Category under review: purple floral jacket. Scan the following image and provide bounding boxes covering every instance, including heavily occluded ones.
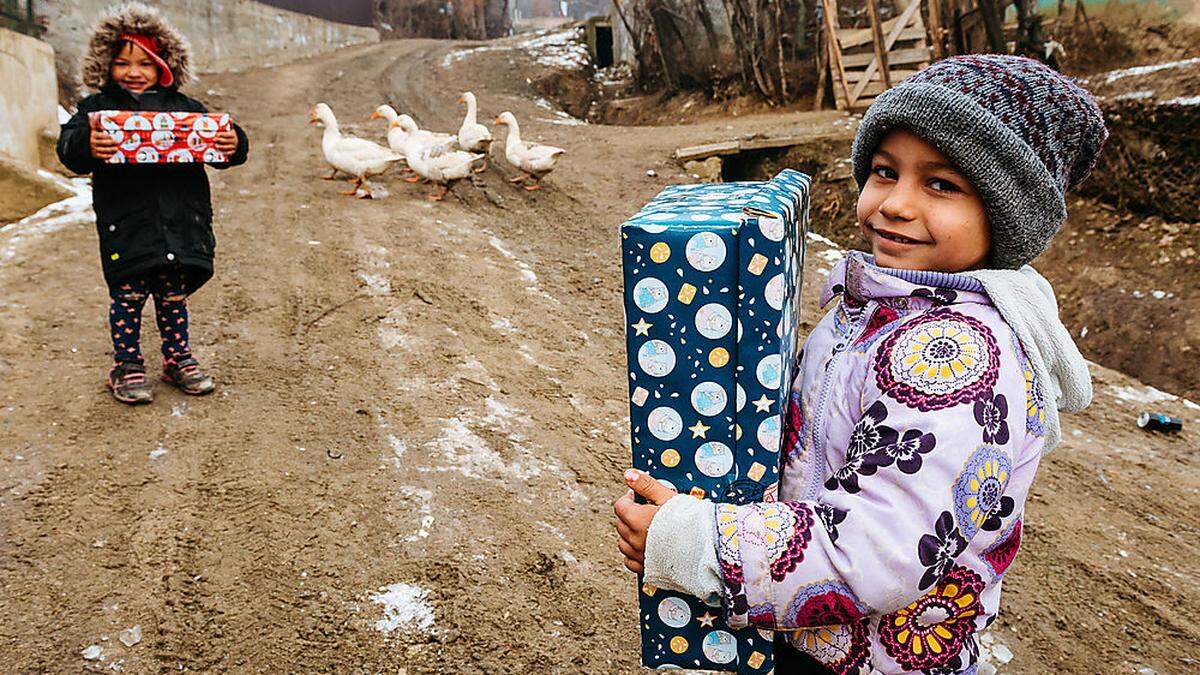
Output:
[716,253,1047,674]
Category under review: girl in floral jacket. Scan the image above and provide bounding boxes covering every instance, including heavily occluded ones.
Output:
[615,56,1107,674]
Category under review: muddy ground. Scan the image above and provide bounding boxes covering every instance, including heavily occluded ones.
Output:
[1,35,1198,674]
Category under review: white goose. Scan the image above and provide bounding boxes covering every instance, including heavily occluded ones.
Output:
[368,104,409,155]
[310,102,402,198]
[495,111,565,190]
[456,92,493,171]
[400,134,484,201]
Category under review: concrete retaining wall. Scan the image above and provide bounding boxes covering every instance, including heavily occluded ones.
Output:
[42,0,379,98]
[0,27,59,168]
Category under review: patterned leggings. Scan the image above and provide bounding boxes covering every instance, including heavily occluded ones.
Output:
[109,267,192,364]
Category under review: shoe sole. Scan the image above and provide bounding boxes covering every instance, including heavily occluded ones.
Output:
[161,374,215,396]
[109,382,153,405]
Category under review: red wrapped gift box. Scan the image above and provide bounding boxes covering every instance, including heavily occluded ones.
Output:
[89,110,233,164]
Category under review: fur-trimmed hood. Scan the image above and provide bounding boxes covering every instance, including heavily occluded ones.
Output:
[82,2,192,90]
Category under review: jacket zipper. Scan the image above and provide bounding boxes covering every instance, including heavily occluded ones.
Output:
[806,299,876,499]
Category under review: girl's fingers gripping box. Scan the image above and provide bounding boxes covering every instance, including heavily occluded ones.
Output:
[621,169,810,672]
[89,110,233,164]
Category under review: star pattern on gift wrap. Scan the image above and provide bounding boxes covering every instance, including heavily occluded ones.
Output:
[632,318,652,336]
[752,394,773,413]
[689,420,710,439]
[697,611,716,627]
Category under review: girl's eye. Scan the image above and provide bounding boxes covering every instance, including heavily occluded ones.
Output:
[929,178,961,193]
[871,165,896,180]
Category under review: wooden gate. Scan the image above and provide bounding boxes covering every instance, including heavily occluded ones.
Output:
[817,0,932,111]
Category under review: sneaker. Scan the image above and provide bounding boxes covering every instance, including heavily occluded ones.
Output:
[109,361,153,405]
[162,356,216,396]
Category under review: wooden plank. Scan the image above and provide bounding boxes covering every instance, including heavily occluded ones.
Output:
[844,69,919,83]
[837,22,924,49]
[740,135,819,151]
[865,0,892,89]
[674,140,740,162]
[821,0,853,111]
[842,46,930,69]
[813,28,828,111]
[928,0,945,59]
[847,0,925,102]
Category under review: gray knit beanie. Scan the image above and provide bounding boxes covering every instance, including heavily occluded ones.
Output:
[851,55,1108,269]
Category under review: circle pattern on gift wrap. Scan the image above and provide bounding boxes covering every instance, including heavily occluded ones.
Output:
[695,442,734,478]
[669,636,689,654]
[702,630,738,664]
[151,112,175,130]
[759,215,786,242]
[657,597,692,628]
[661,449,680,467]
[134,147,159,163]
[647,407,684,441]
[123,115,151,131]
[736,383,746,413]
[194,115,219,138]
[632,277,670,314]
[685,232,727,272]
[757,354,783,390]
[637,340,676,377]
[764,273,786,311]
[757,415,781,453]
[695,303,733,340]
[151,130,174,150]
[649,241,671,263]
[690,381,727,417]
[708,347,730,368]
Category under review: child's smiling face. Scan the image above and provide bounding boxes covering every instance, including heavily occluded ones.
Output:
[110,41,159,93]
[856,129,990,272]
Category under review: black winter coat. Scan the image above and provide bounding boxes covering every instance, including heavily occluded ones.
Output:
[57,83,249,291]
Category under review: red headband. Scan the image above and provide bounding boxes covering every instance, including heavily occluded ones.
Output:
[119,33,174,87]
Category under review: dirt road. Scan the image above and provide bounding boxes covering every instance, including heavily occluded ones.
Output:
[1,37,1197,673]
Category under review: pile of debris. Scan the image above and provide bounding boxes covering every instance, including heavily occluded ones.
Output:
[1080,57,1200,222]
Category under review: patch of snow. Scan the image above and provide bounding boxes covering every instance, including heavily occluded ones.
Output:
[387,434,407,466]
[1,175,94,261]
[1111,90,1155,102]
[170,402,188,418]
[491,316,516,333]
[397,485,433,542]
[149,443,168,460]
[519,27,590,70]
[82,645,103,660]
[370,583,435,635]
[806,231,840,248]
[1162,95,1200,106]
[357,271,391,297]
[1108,384,1178,405]
[1099,57,1200,84]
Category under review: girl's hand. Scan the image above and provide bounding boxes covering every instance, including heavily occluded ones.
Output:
[213,128,238,155]
[613,468,678,574]
[89,128,118,160]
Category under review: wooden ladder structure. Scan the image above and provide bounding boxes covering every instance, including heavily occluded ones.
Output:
[817,0,933,111]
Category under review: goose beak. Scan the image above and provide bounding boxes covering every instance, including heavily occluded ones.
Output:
[494,116,502,124]
[389,119,400,128]
[457,96,465,104]
[309,110,318,124]
[369,110,382,120]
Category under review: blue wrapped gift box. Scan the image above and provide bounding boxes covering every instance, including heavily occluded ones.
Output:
[620,169,810,672]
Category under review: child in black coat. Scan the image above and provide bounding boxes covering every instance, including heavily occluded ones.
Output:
[57,2,248,405]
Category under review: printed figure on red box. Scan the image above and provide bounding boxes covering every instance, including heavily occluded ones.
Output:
[56,2,249,405]
[615,56,1108,673]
